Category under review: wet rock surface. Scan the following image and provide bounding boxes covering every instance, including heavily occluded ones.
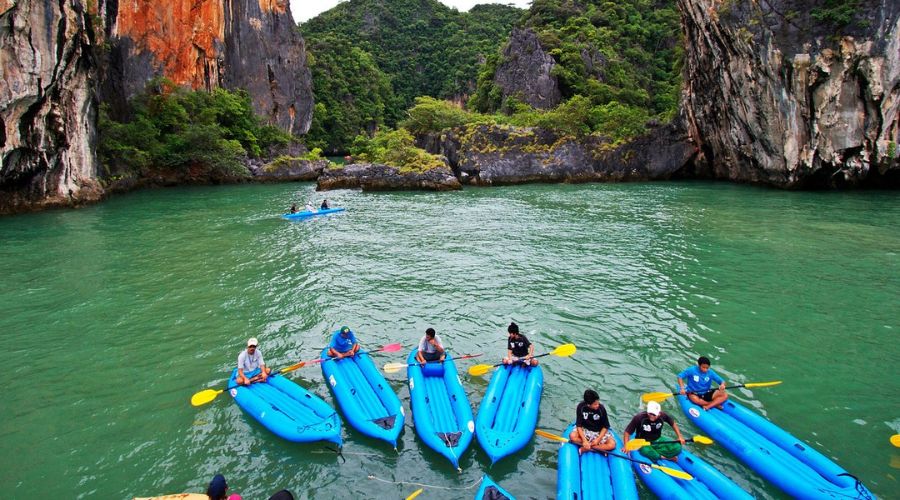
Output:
[317,163,461,192]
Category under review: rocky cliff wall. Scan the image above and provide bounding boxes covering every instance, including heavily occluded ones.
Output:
[679,0,900,187]
[0,0,104,213]
[493,28,562,110]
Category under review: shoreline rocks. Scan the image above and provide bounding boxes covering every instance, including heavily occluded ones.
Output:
[316,163,461,192]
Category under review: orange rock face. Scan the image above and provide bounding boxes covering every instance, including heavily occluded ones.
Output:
[115,0,226,89]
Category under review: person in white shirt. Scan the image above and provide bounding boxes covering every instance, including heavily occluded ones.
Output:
[415,327,445,363]
[236,337,271,385]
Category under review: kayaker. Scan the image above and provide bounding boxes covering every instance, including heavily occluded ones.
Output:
[327,326,360,359]
[677,356,728,410]
[305,201,316,213]
[569,389,615,454]
[206,473,241,500]
[321,199,330,209]
[289,203,298,214]
[416,327,445,363]
[622,400,686,461]
[236,337,271,386]
[503,322,538,366]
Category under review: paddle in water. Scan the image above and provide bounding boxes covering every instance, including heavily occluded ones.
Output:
[383,353,483,374]
[191,343,403,406]
[625,435,713,452]
[891,434,900,447]
[468,343,576,376]
[534,430,693,480]
[641,381,782,404]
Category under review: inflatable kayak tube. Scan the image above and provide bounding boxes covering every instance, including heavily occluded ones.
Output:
[406,350,474,470]
[474,474,516,500]
[677,394,874,499]
[227,368,341,445]
[282,207,345,220]
[475,363,543,464]
[627,434,752,500]
[320,345,405,447]
[557,424,638,500]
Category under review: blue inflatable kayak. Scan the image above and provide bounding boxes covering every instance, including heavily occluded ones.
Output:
[474,474,515,499]
[475,363,543,464]
[677,394,874,499]
[628,436,751,500]
[227,368,341,445]
[282,207,345,220]
[557,424,638,500]
[320,346,404,447]
[406,350,474,470]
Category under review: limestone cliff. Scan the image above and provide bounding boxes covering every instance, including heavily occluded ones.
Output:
[0,0,104,213]
[679,0,900,187]
[492,28,562,110]
[106,0,313,135]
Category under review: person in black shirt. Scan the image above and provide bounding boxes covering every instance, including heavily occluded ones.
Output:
[569,389,615,454]
[289,203,298,214]
[502,322,538,366]
[321,199,330,209]
[621,400,686,461]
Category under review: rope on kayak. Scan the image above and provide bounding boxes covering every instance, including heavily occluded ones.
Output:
[366,474,483,492]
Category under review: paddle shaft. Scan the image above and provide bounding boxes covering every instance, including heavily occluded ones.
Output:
[410,353,483,368]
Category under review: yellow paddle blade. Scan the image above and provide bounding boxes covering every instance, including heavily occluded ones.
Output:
[692,435,714,445]
[468,364,494,376]
[641,392,675,403]
[535,429,569,443]
[190,389,223,407]
[625,439,650,451]
[280,361,305,374]
[405,488,424,500]
[654,464,693,480]
[743,381,782,389]
[383,362,407,374]
[891,434,900,447]
[551,343,577,357]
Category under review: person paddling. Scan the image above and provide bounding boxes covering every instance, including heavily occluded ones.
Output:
[503,322,538,366]
[622,400,686,461]
[305,201,316,213]
[289,203,298,214]
[677,356,728,410]
[321,199,330,209]
[569,389,615,454]
[327,326,360,359]
[415,327,445,364]
[236,337,271,386]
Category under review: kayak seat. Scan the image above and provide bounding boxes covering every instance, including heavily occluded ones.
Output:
[371,415,397,430]
[483,486,511,500]
[422,362,445,377]
[436,431,461,447]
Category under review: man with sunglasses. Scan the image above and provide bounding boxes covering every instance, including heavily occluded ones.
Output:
[236,337,271,385]
[327,326,360,359]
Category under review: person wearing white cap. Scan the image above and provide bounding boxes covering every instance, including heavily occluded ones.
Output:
[622,401,686,461]
[236,337,271,386]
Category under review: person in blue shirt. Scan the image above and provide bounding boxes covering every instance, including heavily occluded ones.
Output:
[327,326,359,359]
[677,356,728,410]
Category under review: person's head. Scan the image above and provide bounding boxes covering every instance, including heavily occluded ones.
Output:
[247,337,259,352]
[340,326,351,338]
[647,401,662,420]
[425,327,436,338]
[583,389,600,409]
[291,203,297,208]
[507,322,519,337]
[697,356,711,372]
[207,474,228,500]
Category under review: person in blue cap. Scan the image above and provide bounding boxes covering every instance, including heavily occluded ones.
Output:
[327,326,359,359]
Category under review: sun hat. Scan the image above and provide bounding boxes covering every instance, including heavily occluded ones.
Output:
[247,337,259,347]
[340,326,351,334]
[647,401,662,416]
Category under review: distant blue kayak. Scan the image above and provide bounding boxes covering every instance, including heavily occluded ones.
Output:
[474,474,515,499]
[282,207,345,220]
[406,350,474,470]
[628,435,752,500]
[320,346,405,447]
[677,394,874,499]
[475,363,543,464]
[226,368,341,445]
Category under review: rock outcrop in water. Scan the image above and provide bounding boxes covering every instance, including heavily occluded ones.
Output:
[679,0,900,187]
[434,122,695,185]
[0,0,313,214]
[317,163,461,192]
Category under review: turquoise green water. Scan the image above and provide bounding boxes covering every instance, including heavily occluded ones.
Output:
[0,182,897,499]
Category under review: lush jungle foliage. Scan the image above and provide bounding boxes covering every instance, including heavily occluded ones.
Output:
[349,128,447,173]
[99,80,290,179]
[470,0,681,132]
[301,0,522,148]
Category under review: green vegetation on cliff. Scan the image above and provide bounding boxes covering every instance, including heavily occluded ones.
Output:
[99,80,290,179]
[349,128,447,173]
[301,0,522,147]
